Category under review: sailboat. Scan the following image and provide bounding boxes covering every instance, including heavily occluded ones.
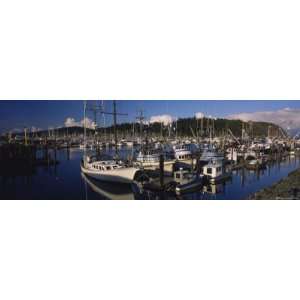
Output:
[81,156,138,184]
[80,100,140,184]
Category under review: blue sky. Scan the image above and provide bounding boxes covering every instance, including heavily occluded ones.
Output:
[1,100,300,133]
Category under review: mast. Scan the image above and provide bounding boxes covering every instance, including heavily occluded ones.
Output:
[136,109,145,143]
[196,118,199,143]
[132,122,135,140]
[93,102,98,144]
[24,127,28,146]
[176,119,178,141]
[83,100,87,156]
[84,100,127,158]
[113,100,118,156]
[102,100,106,143]
[206,117,210,137]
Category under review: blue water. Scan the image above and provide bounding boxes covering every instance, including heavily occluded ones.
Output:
[182,157,300,200]
[1,148,299,200]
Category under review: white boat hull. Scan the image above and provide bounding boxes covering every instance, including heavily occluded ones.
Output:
[81,163,138,184]
[139,160,176,170]
[176,158,197,164]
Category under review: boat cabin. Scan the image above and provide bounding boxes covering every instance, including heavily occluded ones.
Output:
[174,168,192,184]
[136,150,160,163]
[173,144,192,160]
[174,168,204,194]
[91,162,120,171]
[200,146,224,164]
[202,160,223,179]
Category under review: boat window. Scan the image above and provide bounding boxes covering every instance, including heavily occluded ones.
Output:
[176,173,181,179]
[106,166,111,170]
[207,168,212,174]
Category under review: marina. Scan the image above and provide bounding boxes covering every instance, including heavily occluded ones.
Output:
[1,100,300,200]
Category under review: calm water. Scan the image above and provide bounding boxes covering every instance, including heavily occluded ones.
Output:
[183,156,300,200]
[1,147,299,200]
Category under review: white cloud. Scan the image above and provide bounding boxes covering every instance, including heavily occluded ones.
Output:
[149,114,174,126]
[30,126,41,132]
[81,117,96,129]
[65,117,79,127]
[227,108,300,130]
[195,112,205,119]
[64,117,96,129]
[141,120,149,125]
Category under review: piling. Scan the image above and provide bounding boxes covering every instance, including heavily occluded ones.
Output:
[159,154,164,188]
[191,154,194,170]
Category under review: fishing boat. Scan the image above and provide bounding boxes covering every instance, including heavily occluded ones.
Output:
[202,159,231,183]
[245,158,266,170]
[136,148,175,169]
[173,144,192,161]
[79,143,94,150]
[174,168,204,194]
[200,145,224,164]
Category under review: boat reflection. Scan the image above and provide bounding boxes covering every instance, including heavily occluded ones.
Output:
[81,173,135,200]
[203,182,224,195]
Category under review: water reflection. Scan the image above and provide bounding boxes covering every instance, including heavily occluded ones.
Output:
[81,173,134,200]
[0,147,299,200]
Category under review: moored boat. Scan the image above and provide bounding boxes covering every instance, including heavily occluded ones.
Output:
[173,144,192,160]
[202,159,231,183]
[81,155,139,184]
[136,148,175,169]
[174,168,205,194]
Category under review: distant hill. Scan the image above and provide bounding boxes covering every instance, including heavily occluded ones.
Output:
[20,117,284,139]
[173,117,284,138]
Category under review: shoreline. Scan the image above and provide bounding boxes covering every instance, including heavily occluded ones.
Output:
[248,167,300,200]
